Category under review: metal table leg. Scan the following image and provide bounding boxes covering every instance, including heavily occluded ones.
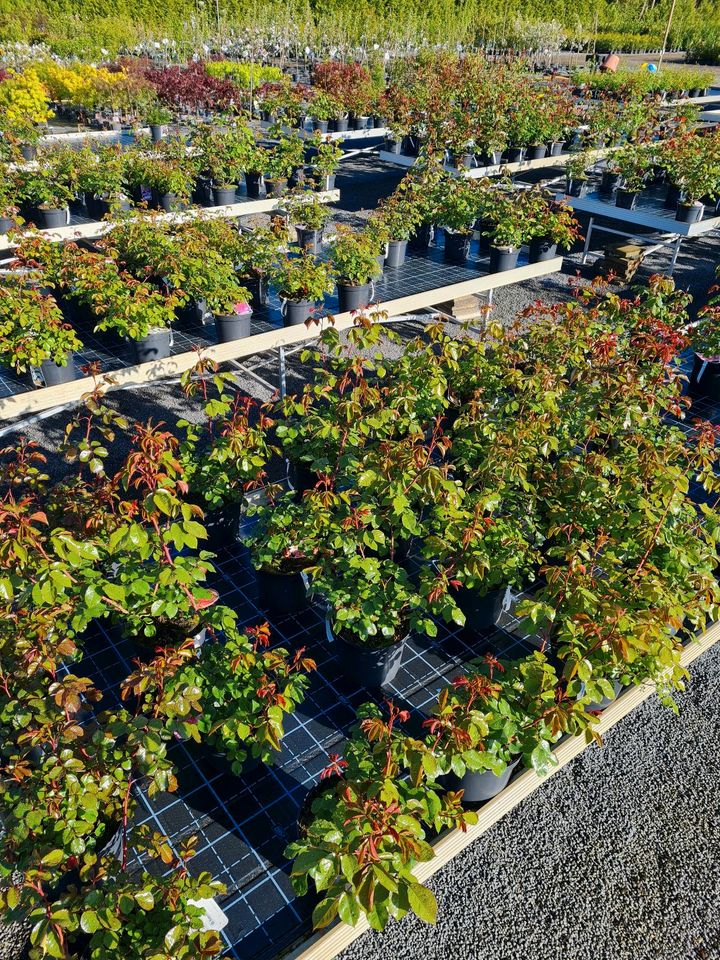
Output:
[278,346,287,398]
[668,235,682,276]
[581,216,594,264]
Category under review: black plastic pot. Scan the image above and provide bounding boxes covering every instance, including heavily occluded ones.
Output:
[203,501,242,551]
[255,567,307,616]
[441,758,520,804]
[34,207,68,229]
[476,218,493,253]
[282,298,316,326]
[408,222,433,253]
[241,274,269,308]
[150,123,164,142]
[337,280,372,312]
[0,216,16,235]
[312,119,329,133]
[295,226,324,255]
[133,328,172,363]
[615,188,639,210]
[245,172,264,199]
[525,144,547,160]
[528,237,558,263]
[664,183,683,208]
[675,201,704,223]
[153,190,180,212]
[566,178,588,198]
[403,134,422,157]
[316,173,336,192]
[20,144,37,161]
[94,195,132,218]
[212,185,238,206]
[600,170,622,194]
[175,299,207,327]
[353,115,370,131]
[39,355,76,386]
[454,584,509,632]
[489,245,520,272]
[450,151,475,169]
[384,138,403,154]
[504,146,525,162]
[265,177,288,198]
[443,229,472,264]
[332,624,407,688]
[330,116,349,133]
[290,459,319,495]
[690,353,720,402]
[385,239,408,269]
[215,310,252,343]
[476,149,503,167]
[549,141,566,156]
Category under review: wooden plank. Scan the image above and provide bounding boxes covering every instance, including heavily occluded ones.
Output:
[284,621,720,960]
[0,191,341,251]
[0,257,562,422]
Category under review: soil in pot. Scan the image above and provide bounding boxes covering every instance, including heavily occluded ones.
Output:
[215,309,252,343]
[489,245,520,272]
[332,623,407,688]
[443,229,472,264]
[295,226,324,255]
[408,222,433,253]
[255,566,308,616]
[212,185,238,206]
[282,298,316,327]
[337,280,372,312]
[615,188,638,210]
[676,201,704,224]
[528,237,558,263]
[34,207,68,229]
[245,172,264,199]
[385,239,408,269]
[40,355,77,386]
[133,328,172,363]
[440,757,520,805]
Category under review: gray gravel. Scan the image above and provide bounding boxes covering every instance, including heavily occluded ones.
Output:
[339,641,720,960]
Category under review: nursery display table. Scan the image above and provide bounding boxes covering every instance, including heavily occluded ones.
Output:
[0,247,562,421]
[259,120,388,143]
[558,179,720,276]
[377,145,611,180]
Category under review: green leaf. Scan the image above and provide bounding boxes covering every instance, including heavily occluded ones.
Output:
[407,882,437,924]
[80,910,101,934]
[338,890,361,927]
[312,897,339,929]
[134,889,155,911]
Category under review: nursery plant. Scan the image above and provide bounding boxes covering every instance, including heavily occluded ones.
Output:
[0,281,81,374]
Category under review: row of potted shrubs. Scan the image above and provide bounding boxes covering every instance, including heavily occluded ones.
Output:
[2,273,719,950]
[1,166,580,387]
[564,128,720,222]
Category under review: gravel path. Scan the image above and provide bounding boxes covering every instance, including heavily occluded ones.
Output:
[339,640,720,960]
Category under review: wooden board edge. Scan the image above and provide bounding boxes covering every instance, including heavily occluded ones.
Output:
[282,623,720,960]
[0,258,562,423]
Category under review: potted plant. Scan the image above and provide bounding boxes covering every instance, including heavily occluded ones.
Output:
[145,102,173,141]
[286,193,333,255]
[243,493,329,615]
[483,197,526,273]
[671,141,719,224]
[614,144,651,209]
[272,251,335,326]
[564,152,591,198]
[78,145,132,218]
[126,622,315,773]
[0,178,21,234]
[0,282,81,386]
[200,125,255,206]
[524,190,581,263]
[15,164,74,230]
[328,225,382,311]
[375,190,423,269]
[264,134,305,197]
[178,361,278,544]
[309,91,345,133]
[313,553,441,688]
[307,134,343,191]
[436,178,480,264]
[146,158,194,212]
[234,221,287,308]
